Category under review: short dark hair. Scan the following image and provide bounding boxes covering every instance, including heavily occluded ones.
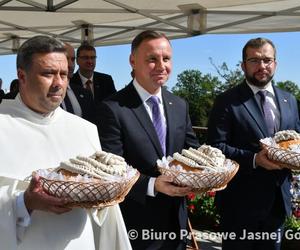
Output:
[9,79,19,93]
[17,36,66,72]
[242,37,276,62]
[76,43,96,58]
[130,30,171,79]
[131,30,170,53]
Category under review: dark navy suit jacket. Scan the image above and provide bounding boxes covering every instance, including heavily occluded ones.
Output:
[69,70,116,124]
[98,83,199,249]
[207,81,300,227]
[70,71,116,104]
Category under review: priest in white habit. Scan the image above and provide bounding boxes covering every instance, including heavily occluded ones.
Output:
[0,36,131,250]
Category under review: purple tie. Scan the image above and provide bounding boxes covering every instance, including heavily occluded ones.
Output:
[148,96,166,155]
[258,90,275,135]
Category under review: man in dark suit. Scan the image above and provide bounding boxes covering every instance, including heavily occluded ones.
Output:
[70,43,116,106]
[98,30,199,250]
[207,38,300,250]
[62,43,96,123]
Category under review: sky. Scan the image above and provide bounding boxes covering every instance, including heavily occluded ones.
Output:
[1,31,300,92]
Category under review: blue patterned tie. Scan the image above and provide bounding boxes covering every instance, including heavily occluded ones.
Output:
[148,96,166,155]
[258,90,275,135]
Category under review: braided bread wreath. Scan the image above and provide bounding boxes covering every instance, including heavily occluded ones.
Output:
[34,150,139,207]
[157,145,239,193]
[261,130,300,169]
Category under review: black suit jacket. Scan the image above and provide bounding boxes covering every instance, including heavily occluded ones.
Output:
[68,84,96,123]
[207,82,300,229]
[98,83,199,249]
[70,71,116,105]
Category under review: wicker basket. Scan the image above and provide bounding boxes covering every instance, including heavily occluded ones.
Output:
[158,159,239,193]
[36,169,139,208]
[262,144,300,170]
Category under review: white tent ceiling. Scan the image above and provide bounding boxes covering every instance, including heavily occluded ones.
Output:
[0,0,300,55]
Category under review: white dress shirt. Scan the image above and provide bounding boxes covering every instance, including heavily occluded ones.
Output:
[246,81,280,169]
[133,79,167,197]
[247,81,280,131]
[79,71,94,96]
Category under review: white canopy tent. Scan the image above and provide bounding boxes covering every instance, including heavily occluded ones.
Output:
[0,0,300,55]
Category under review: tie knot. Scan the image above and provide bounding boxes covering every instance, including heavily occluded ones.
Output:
[258,90,268,100]
[148,96,160,106]
[86,79,92,85]
[85,80,94,96]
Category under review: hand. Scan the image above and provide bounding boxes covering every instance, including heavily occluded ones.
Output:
[255,148,282,170]
[154,175,192,197]
[24,175,72,214]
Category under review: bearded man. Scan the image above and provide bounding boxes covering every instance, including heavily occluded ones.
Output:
[207,37,300,250]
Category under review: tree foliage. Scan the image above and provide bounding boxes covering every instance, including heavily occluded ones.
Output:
[172,69,222,143]
[172,69,221,127]
[172,62,300,131]
[209,57,244,91]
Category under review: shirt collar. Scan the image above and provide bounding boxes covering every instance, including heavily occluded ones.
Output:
[78,71,93,84]
[133,78,163,104]
[246,80,275,96]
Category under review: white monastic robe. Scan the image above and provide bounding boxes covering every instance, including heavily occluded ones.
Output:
[0,95,131,250]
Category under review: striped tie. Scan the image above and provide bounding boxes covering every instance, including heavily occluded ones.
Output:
[258,90,275,136]
[148,96,166,155]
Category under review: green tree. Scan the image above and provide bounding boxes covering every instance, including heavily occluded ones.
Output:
[209,57,244,92]
[173,62,300,137]
[172,69,221,129]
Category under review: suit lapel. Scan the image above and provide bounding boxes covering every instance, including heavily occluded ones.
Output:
[126,84,164,157]
[93,72,100,96]
[274,87,288,130]
[162,90,175,156]
[239,82,269,137]
[70,71,82,87]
